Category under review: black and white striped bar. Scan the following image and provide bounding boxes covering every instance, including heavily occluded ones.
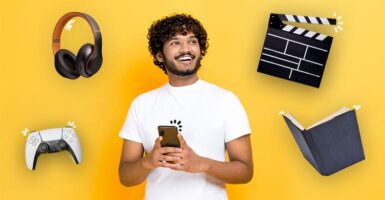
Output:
[277,14,337,25]
[257,13,335,87]
[282,25,330,41]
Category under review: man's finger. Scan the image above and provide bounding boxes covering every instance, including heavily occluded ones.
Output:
[177,133,187,148]
[154,136,163,148]
[159,155,181,162]
[160,162,183,170]
[165,153,183,157]
[159,147,182,154]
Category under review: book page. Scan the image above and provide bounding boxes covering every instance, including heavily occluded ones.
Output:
[307,107,351,130]
[284,113,305,131]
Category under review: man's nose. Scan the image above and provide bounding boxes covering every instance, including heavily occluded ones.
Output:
[179,41,190,53]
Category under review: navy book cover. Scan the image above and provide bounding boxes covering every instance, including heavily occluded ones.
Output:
[282,107,365,175]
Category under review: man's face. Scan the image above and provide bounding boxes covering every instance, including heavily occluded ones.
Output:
[156,32,202,76]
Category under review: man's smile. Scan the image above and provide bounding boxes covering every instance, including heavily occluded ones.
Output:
[175,54,196,65]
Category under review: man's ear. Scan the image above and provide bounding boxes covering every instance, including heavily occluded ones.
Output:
[156,52,164,63]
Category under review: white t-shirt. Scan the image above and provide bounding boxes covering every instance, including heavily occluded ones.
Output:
[119,79,251,200]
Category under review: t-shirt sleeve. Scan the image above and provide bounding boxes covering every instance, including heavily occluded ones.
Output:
[223,92,251,142]
[118,97,142,143]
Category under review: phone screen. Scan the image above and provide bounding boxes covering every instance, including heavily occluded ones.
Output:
[158,126,180,148]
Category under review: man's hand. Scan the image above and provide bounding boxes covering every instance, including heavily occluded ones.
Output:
[120,133,253,186]
[142,136,182,170]
[166,134,254,184]
[166,133,208,173]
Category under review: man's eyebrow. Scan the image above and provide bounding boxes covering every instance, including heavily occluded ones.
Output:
[169,34,197,39]
[167,35,197,42]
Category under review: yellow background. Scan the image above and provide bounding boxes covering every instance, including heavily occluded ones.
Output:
[1,0,384,199]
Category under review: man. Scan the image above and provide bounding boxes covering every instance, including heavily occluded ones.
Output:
[119,14,253,200]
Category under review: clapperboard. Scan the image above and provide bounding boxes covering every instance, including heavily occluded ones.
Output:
[257,13,337,87]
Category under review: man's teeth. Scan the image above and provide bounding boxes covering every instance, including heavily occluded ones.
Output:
[177,55,193,61]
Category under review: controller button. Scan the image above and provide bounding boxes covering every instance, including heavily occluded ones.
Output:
[39,143,49,153]
[57,141,67,150]
[32,142,36,146]
[68,138,73,143]
[63,134,68,139]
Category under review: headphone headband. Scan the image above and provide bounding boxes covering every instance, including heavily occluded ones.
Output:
[52,12,101,54]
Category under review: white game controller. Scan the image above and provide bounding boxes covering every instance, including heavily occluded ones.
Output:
[25,127,82,170]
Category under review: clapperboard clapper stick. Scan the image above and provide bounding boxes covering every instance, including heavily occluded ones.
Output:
[258,13,337,87]
[280,106,365,176]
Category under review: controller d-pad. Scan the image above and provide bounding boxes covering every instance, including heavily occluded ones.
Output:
[29,136,35,143]
[28,135,40,146]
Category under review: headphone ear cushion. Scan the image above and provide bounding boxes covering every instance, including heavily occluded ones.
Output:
[54,49,80,79]
[75,43,94,77]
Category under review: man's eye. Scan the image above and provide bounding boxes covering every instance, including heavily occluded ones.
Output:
[190,40,198,44]
[170,41,179,45]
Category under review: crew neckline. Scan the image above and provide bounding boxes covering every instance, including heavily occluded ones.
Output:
[166,79,204,92]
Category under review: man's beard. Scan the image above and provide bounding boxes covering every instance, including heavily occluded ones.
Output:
[162,53,202,76]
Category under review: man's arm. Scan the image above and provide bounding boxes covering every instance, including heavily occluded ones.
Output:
[119,139,149,186]
[204,134,253,184]
[165,134,253,184]
[119,137,183,187]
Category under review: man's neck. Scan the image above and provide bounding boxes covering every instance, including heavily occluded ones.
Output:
[167,73,199,87]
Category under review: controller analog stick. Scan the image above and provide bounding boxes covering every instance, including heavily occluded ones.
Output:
[57,141,67,150]
[39,143,49,153]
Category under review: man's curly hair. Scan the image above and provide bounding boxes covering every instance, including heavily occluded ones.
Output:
[147,14,209,73]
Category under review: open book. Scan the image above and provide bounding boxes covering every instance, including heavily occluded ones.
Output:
[284,107,351,131]
[282,106,365,176]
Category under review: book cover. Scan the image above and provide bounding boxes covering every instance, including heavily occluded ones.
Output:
[282,107,365,175]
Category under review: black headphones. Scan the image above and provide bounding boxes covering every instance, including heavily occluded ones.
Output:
[52,12,103,79]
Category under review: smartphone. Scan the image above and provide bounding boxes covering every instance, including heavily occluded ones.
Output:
[157,126,180,148]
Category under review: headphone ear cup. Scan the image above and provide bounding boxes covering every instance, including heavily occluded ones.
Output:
[54,49,80,79]
[75,43,94,77]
